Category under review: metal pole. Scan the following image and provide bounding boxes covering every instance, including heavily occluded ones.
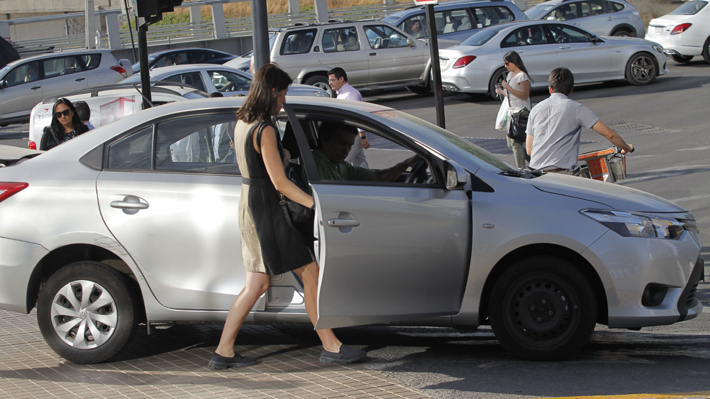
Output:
[124,0,138,62]
[138,21,152,109]
[251,0,270,71]
[425,4,445,128]
[85,0,96,49]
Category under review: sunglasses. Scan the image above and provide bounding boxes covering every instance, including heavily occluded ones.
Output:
[504,61,510,65]
[54,109,71,118]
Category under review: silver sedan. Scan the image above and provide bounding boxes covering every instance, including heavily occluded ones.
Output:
[439,20,668,98]
[0,97,702,364]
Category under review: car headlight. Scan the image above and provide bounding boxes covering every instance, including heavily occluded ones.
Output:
[580,209,686,239]
[652,45,664,54]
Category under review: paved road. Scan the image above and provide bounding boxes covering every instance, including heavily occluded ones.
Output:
[1,59,709,399]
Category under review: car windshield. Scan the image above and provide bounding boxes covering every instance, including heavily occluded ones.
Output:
[0,64,10,77]
[381,15,399,25]
[525,4,557,20]
[385,110,512,173]
[669,0,707,15]
[460,27,501,47]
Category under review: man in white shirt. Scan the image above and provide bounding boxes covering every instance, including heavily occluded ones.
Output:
[327,67,369,167]
[526,67,634,174]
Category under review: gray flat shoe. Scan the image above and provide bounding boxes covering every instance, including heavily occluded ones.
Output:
[208,352,257,369]
[320,344,367,364]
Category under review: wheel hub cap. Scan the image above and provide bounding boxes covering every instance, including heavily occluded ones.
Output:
[513,282,572,339]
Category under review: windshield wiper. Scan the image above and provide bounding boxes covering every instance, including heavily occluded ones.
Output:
[500,168,544,179]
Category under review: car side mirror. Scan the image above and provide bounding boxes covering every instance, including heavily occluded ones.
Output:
[590,35,603,44]
[0,80,6,89]
[407,38,415,47]
[444,160,470,190]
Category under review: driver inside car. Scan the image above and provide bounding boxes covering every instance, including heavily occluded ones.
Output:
[308,121,420,182]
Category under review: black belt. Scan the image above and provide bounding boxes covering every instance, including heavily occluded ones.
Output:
[242,177,270,186]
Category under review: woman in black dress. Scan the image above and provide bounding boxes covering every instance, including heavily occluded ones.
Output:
[39,98,89,150]
[209,64,366,369]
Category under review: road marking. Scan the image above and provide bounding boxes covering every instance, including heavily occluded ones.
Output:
[537,392,710,399]
[676,145,710,152]
[670,193,710,203]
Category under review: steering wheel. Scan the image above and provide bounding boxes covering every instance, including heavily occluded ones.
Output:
[557,35,571,43]
[221,81,235,92]
[405,159,427,184]
[373,37,383,49]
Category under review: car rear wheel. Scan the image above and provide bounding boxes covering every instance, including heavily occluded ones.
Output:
[625,53,657,85]
[488,67,507,101]
[671,54,693,63]
[703,37,710,64]
[304,75,334,97]
[406,84,431,95]
[488,256,597,361]
[37,261,140,364]
[611,28,633,37]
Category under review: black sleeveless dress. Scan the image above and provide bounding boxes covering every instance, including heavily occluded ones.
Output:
[237,120,314,276]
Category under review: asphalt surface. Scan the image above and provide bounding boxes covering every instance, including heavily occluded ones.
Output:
[1,58,709,399]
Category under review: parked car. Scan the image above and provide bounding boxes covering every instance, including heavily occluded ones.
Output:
[644,0,710,64]
[223,32,278,72]
[131,48,237,74]
[0,96,703,364]
[0,49,132,126]
[381,0,528,45]
[438,20,667,98]
[525,0,645,38]
[120,64,330,97]
[27,83,208,150]
[265,21,431,95]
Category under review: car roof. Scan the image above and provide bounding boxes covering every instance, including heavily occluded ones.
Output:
[149,48,232,56]
[4,49,113,67]
[121,64,250,83]
[274,19,397,32]
[39,82,204,105]
[387,0,520,17]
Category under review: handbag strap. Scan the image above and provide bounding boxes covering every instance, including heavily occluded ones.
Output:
[279,193,298,231]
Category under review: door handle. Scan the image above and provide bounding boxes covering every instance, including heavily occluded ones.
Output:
[559,46,571,49]
[607,17,613,21]
[111,201,149,209]
[369,52,377,56]
[327,219,360,227]
[75,77,85,82]
[31,86,41,90]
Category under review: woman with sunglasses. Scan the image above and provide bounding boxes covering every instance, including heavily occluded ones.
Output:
[39,98,89,151]
[495,51,532,168]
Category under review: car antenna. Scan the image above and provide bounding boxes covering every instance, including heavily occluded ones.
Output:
[132,83,154,108]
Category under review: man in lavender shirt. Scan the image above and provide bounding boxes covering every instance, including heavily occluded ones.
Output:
[327,67,369,167]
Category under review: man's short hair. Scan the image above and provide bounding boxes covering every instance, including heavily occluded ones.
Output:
[74,101,90,122]
[318,121,358,145]
[549,67,574,95]
[327,67,348,82]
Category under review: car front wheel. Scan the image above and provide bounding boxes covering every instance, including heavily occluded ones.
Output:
[37,261,140,364]
[488,256,597,361]
[625,53,657,85]
[703,37,710,64]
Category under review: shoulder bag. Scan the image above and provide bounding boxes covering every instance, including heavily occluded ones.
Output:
[505,89,530,143]
[278,163,314,232]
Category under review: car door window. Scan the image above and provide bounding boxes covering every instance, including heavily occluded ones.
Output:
[547,4,579,21]
[323,27,360,53]
[43,56,81,78]
[157,52,188,67]
[165,72,207,92]
[606,1,625,12]
[208,70,251,92]
[280,29,316,55]
[364,25,409,49]
[78,54,102,70]
[547,24,592,43]
[504,25,549,47]
[156,113,240,174]
[107,126,153,170]
[439,9,472,34]
[472,6,515,28]
[3,61,40,86]
[580,0,605,17]
[398,15,428,38]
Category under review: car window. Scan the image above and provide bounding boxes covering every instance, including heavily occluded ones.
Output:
[208,70,251,92]
[43,56,81,78]
[107,126,153,170]
[164,72,207,92]
[525,4,556,20]
[190,50,207,63]
[607,1,625,12]
[156,52,188,67]
[580,1,605,17]
[3,61,40,86]
[669,0,706,15]
[280,29,316,55]
[546,24,592,43]
[437,9,473,34]
[503,25,549,47]
[547,4,579,21]
[363,25,409,49]
[472,6,515,28]
[322,27,360,53]
[156,113,240,175]
[398,14,427,38]
[78,54,102,70]
[460,27,501,46]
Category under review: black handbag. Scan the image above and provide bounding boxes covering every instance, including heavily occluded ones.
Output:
[278,163,314,232]
[505,90,530,143]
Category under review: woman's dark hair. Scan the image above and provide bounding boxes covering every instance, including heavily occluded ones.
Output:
[503,51,533,83]
[237,64,292,123]
[49,98,88,138]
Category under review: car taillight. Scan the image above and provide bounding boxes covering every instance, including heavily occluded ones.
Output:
[452,55,476,69]
[110,65,127,77]
[670,23,692,35]
[28,141,36,150]
[0,183,28,203]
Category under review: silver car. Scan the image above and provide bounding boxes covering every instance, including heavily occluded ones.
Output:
[439,21,667,98]
[120,64,330,97]
[525,0,645,38]
[0,49,131,126]
[0,97,702,364]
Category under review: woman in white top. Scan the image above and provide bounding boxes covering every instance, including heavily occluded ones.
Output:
[496,51,532,168]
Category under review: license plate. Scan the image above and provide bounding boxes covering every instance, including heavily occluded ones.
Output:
[654,27,664,34]
[439,59,447,67]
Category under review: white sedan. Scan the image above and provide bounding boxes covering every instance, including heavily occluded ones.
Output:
[645,0,710,64]
[121,64,330,97]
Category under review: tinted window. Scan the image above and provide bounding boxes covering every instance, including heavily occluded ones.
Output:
[108,126,153,170]
[165,72,207,92]
[460,27,500,46]
[364,25,409,49]
[3,61,39,86]
[156,113,240,175]
[322,27,360,53]
[43,56,81,78]
[280,29,316,55]
[472,6,515,28]
[79,54,102,70]
[156,52,188,67]
[669,0,707,15]
[503,25,549,47]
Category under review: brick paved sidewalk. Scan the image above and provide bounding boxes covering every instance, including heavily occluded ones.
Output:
[0,310,430,399]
